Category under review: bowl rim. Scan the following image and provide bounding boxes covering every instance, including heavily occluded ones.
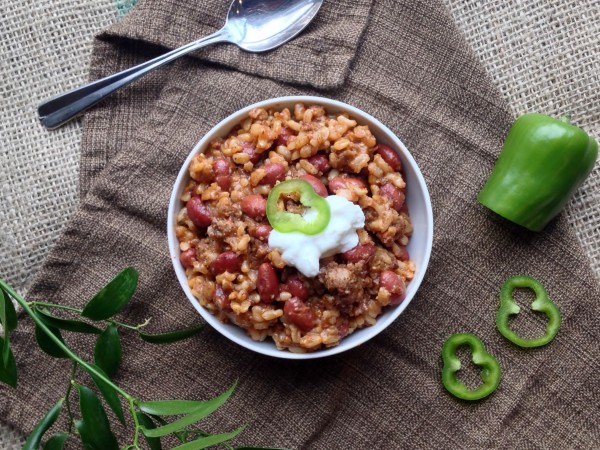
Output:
[167,95,433,359]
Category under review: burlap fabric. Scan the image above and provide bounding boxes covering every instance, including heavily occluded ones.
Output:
[2,0,600,448]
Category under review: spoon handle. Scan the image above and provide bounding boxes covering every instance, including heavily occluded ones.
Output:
[38,30,228,129]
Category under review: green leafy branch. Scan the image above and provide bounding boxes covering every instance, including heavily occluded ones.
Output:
[0,268,281,450]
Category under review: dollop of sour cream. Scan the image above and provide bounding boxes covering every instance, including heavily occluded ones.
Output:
[268,195,366,277]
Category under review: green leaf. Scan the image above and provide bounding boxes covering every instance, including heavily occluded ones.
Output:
[141,382,237,437]
[35,323,69,358]
[82,268,138,320]
[150,416,188,444]
[139,399,219,417]
[138,324,205,345]
[135,412,163,450]
[74,419,95,450]
[0,288,17,332]
[179,430,210,443]
[0,337,17,387]
[43,432,69,450]
[151,418,212,444]
[36,309,102,334]
[171,426,246,450]
[139,381,236,418]
[87,364,125,424]
[0,288,18,367]
[94,323,122,377]
[76,384,119,450]
[22,399,63,450]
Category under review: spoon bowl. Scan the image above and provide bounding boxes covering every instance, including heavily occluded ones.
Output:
[38,0,323,129]
[225,0,322,52]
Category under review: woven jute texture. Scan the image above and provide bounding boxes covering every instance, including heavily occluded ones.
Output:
[1,0,599,448]
[1,0,117,446]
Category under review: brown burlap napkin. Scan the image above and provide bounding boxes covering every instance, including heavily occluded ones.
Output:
[3,0,599,447]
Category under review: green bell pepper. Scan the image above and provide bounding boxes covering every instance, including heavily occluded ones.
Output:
[441,333,501,401]
[266,179,331,235]
[496,275,560,348]
[478,114,598,231]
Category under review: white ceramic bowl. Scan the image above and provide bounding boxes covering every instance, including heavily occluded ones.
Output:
[168,96,433,359]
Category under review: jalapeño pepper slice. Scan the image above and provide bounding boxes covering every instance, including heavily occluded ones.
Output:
[266,179,331,235]
[496,275,560,348]
[441,333,501,401]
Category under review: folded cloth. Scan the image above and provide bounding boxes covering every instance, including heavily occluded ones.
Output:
[3,0,600,447]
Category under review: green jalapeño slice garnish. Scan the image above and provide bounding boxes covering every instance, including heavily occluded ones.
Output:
[266,179,331,235]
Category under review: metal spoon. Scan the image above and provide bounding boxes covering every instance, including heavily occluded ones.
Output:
[38,0,323,129]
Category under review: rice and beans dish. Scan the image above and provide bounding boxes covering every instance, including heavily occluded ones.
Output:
[175,103,415,352]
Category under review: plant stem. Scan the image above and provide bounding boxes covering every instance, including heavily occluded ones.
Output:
[27,301,151,330]
[125,317,151,331]
[28,302,82,314]
[129,398,141,449]
[64,362,77,433]
[2,283,132,401]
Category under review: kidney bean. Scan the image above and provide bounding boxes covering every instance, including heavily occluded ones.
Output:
[241,194,266,220]
[328,176,367,194]
[379,270,407,305]
[283,297,315,332]
[347,177,367,190]
[307,153,330,173]
[216,176,231,191]
[275,127,294,146]
[342,243,376,263]
[186,197,212,228]
[328,177,347,193]
[397,245,410,262]
[253,222,272,241]
[283,276,308,301]
[257,263,280,303]
[212,158,232,191]
[179,248,197,269]
[210,251,242,275]
[213,158,231,177]
[379,183,405,212]
[336,319,349,338]
[299,174,328,197]
[259,163,286,186]
[376,144,402,171]
[241,142,262,164]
